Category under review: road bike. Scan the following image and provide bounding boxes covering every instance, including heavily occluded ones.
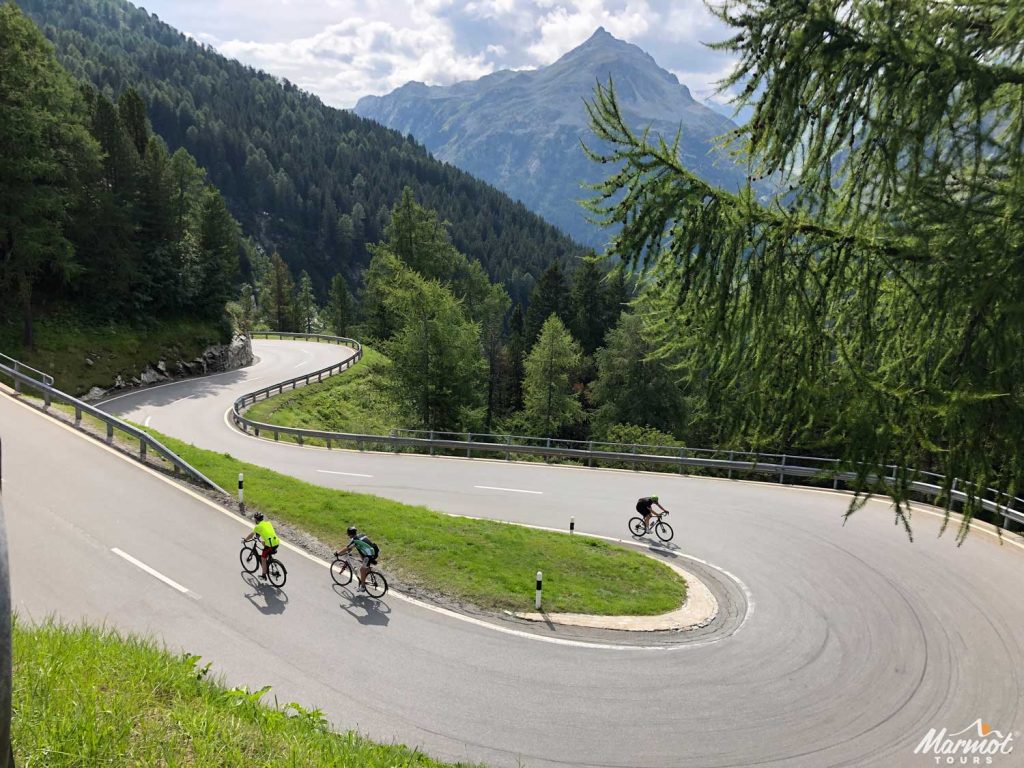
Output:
[330,552,388,598]
[628,510,674,542]
[239,537,288,587]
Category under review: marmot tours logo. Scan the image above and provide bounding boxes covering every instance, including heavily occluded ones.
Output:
[914,719,1015,764]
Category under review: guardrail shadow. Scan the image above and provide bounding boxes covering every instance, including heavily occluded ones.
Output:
[100,369,255,414]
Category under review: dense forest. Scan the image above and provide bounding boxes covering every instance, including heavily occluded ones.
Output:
[0,3,238,347]
[16,0,586,304]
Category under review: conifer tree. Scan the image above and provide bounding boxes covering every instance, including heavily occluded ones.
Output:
[522,315,584,437]
[326,273,352,336]
[584,0,1024,536]
[259,253,296,331]
[524,264,571,345]
[295,270,318,333]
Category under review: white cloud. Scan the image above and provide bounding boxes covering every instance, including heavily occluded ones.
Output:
[142,1,740,108]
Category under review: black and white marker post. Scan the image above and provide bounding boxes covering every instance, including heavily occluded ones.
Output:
[569,516,575,535]
[535,570,543,610]
[238,473,245,514]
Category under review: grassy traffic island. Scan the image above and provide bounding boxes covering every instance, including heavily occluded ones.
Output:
[153,430,687,616]
[13,619,477,767]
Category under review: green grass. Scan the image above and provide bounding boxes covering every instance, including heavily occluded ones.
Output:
[151,429,686,615]
[246,346,407,435]
[13,618,475,767]
[0,311,226,396]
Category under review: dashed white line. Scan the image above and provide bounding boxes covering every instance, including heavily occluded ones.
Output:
[111,548,193,596]
[474,485,543,495]
[317,469,374,478]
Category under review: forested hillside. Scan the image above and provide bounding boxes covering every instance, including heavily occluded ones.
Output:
[17,0,585,303]
[0,3,237,350]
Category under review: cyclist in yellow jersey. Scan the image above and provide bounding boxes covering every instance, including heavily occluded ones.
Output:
[242,513,279,581]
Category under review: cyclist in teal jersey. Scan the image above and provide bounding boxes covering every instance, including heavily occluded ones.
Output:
[338,526,379,592]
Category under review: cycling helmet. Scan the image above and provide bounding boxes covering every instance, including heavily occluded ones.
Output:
[347,526,357,537]
[650,495,659,502]
[253,512,264,523]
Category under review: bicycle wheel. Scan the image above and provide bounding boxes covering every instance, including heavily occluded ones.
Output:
[239,545,259,573]
[267,559,287,587]
[654,521,674,542]
[330,559,353,587]
[628,517,647,537]
[364,570,388,598]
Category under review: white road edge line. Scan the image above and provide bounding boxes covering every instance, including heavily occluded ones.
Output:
[144,416,152,427]
[318,469,374,478]
[111,547,193,596]
[474,485,543,495]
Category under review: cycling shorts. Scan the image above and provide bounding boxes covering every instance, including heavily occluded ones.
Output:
[260,544,279,558]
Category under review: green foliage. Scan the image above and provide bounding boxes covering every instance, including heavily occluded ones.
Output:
[383,260,486,431]
[0,5,242,344]
[585,0,1024,537]
[258,253,296,332]
[295,270,318,333]
[150,430,687,615]
[591,311,688,440]
[13,618,477,767]
[524,264,571,345]
[326,273,352,336]
[522,315,584,436]
[0,3,98,347]
[18,0,585,300]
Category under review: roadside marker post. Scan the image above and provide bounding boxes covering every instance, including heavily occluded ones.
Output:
[570,516,575,534]
[535,570,542,610]
[238,473,245,514]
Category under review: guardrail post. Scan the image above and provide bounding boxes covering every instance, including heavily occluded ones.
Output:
[43,390,50,408]
[679,447,686,474]
[140,440,147,460]
[779,454,786,483]
[75,407,82,427]
[429,431,434,456]
[106,423,114,444]
[632,444,637,471]
[588,442,594,467]
[506,436,511,462]
[728,451,734,479]
[391,429,399,454]
[273,430,279,442]
[326,437,331,450]
[466,433,472,459]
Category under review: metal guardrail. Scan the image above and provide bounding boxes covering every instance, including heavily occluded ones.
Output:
[234,334,1024,529]
[0,352,53,388]
[0,359,228,497]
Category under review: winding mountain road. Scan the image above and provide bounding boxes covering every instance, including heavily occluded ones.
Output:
[4,338,1022,767]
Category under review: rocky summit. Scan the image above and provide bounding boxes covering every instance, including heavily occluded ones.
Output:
[355,27,751,248]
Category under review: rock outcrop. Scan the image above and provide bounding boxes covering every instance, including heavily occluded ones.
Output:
[81,335,253,401]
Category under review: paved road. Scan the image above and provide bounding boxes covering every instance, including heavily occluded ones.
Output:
[4,338,1023,767]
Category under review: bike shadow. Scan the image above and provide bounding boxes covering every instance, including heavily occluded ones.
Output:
[241,571,289,615]
[628,536,681,558]
[332,584,391,627]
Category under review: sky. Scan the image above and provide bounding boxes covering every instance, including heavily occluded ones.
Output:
[136,0,742,111]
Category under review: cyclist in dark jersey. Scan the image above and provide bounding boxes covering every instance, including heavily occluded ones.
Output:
[338,526,379,592]
[636,495,668,529]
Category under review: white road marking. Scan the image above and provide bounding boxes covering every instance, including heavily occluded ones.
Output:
[474,485,543,495]
[111,547,192,595]
[144,416,151,427]
[318,469,374,478]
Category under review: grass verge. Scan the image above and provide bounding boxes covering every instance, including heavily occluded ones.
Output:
[0,311,226,396]
[12,618,474,767]
[150,429,687,615]
[246,346,406,435]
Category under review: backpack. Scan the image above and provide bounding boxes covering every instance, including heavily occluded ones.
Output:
[356,534,380,558]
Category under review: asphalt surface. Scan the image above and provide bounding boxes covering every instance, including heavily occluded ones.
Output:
[3,338,1023,767]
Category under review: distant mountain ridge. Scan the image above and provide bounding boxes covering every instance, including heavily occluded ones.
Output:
[355,28,752,248]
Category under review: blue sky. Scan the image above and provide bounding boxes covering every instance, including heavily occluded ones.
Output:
[137,0,742,111]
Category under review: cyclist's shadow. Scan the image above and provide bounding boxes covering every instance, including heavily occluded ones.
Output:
[241,571,289,615]
[332,584,391,627]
